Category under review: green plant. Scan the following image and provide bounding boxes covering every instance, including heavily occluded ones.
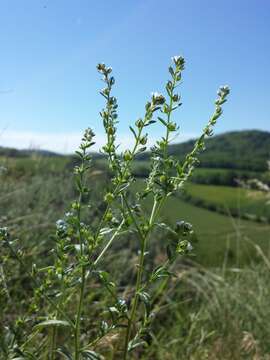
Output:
[0,56,229,359]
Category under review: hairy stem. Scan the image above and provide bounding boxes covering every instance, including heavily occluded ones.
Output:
[74,267,86,360]
[123,198,158,359]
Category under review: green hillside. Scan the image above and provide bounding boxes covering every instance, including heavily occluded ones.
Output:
[132,180,270,266]
[1,129,270,171]
[184,183,270,222]
[138,129,270,171]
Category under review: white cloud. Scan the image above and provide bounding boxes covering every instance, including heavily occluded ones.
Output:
[0,129,197,154]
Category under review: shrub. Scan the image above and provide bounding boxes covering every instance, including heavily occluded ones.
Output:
[0,56,229,359]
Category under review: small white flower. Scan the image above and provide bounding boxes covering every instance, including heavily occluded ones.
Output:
[65,211,73,218]
[151,92,162,98]
[56,219,67,231]
[151,92,165,105]
[172,55,181,63]
[0,227,8,237]
[0,166,7,174]
[187,242,193,252]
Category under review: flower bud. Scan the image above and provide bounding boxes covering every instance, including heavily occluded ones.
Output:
[97,63,106,73]
[168,122,177,131]
[172,94,180,102]
[136,118,144,129]
[152,92,165,105]
[104,192,114,203]
[139,135,148,145]
[105,209,113,222]
[0,227,8,239]
[171,55,185,69]
[159,175,167,183]
[107,126,115,135]
[123,150,132,161]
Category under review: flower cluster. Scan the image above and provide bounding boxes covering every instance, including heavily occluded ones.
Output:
[1,55,229,360]
[0,226,8,239]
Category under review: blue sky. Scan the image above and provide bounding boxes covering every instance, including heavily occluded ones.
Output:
[0,0,269,152]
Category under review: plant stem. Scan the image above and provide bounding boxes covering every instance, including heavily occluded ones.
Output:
[5,240,73,326]
[50,327,56,360]
[94,219,125,266]
[74,167,86,359]
[123,198,158,359]
[74,267,86,360]
[123,236,146,360]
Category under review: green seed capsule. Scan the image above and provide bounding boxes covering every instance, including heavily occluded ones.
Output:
[107,126,115,135]
[123,151,132,161]
[159,175,167,183]
[104,193,114,203]
[168,122,176,131]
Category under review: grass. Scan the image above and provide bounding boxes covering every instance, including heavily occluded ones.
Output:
[2,57,270,359]
[143,261,270,359]
[132,179,270,266]
[1,158,270,359]
[185,183,270,221]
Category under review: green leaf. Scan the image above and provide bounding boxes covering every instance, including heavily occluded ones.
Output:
[81,350,102,359]
[136,146,147,154]
[96,270,110,283]
[168,66,174,77]
[151,265,172,282]
[128,337,147,352]
[156,222,176,235]
[145,120,156,126]
[100,227,113,235]
[138,291,151,314]
[157,117,167,127]
[166,243,176,262]
[56,346,73,359]
[129,126,137,140]
[34,320,71,329]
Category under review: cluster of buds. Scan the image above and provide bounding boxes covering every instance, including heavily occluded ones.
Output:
[98,63,119,168]
[175,84,230,191]
[151,92,166,106]
[176,239,193,254]
[215,85,230,108]
[97,63,112,76]
[56,219,68,238]
[175,221,193,236]
[80,128,95,151]
[0,165,7,175]
[0,226,9,239]
[172,55,185,70]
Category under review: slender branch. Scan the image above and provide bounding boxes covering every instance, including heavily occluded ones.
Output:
[94,219,125,266]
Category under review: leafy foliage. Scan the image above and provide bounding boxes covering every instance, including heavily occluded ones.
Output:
[0,56,229,359]
[138,130,270,172]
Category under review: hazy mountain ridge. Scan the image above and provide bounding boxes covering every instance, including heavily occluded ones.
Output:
[1,130,270,171]
[139,130,270,171]
[0,146,60,158]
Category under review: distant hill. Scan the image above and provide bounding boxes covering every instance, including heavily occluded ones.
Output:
[0,146,60,158]
[139,130,270,172]
[1,130,270,172]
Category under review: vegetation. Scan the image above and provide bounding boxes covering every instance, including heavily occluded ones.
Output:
[1,163,270,358]
[182,183,270,223]
[137,130,270,172]
[0,56,232,359]
[144,260,270,359]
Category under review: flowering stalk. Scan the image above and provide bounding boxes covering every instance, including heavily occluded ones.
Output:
[73,129,95,360]
[1,55,229,360]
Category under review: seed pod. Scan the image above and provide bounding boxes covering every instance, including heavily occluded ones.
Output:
[104,192,114,203]
[123,150,132,161]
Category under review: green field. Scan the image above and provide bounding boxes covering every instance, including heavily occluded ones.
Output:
[132,180,270,266]
[1,147,270,358]
[184,183,270,221]
[1,155,269,267]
